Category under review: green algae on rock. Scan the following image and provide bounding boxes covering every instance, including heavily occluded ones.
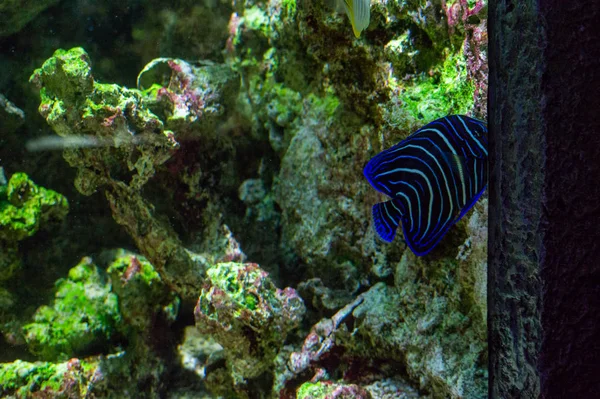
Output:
[136,57,239,137]
[0,349,173,398]
[394,48,476,125]
[0,172,68,243]
[11,0,490,397]
[107,249,180,331]
[29,47,241,303]
[4,249,183,396]
[22,258,121,361]
[30,47,178,195]
[0,357,100,398]
[101,250,185,396]
[297,381,372,399]
[195,262,306,391]
[0,172,68,283]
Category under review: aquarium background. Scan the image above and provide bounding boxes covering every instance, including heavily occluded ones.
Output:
[0,0,488,397]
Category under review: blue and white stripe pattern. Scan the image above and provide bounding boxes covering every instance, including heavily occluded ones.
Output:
[363,115,488,256]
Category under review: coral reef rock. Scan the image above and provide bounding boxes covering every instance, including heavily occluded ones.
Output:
[194,261,306,394]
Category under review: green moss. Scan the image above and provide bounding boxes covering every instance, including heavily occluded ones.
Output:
[244,6,270,34]
[445,0,481,9]
[244,294,258,310]
[0,360,64,396]
[106,250,179,331]
[283,0,297,17]
[30,47,94,103]
[0,358,99,397]
[296,381,334,398]
[22,259,121,361]
[306,89,341,122]
[0,172,68,242]
[30,47,159,134]
[206,262,267,311]
[80,83,148,123]
[107,252,161,286]
[225,274,241,293]
[140,83,165,99]
[398,47,475,124]
[266,83,303,128]
[195,262,305,384]
[31,47,178,195]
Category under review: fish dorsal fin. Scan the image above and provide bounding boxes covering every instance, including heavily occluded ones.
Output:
[372,198,404,242]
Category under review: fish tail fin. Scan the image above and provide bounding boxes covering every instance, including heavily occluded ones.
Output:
[339,0,370,38]
[372,199,403,242]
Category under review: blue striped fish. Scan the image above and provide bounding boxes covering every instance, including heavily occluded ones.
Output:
[363,115,488,256]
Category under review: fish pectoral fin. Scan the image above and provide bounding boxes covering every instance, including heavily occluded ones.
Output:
[372,199,403,242]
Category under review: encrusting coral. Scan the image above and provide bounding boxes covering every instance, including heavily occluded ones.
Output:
[0,172,68,292]
[1,250,186,397]
[22,258,121,361]
[195,262,305,395]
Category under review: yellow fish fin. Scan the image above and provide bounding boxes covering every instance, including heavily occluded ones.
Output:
[341,0,371,38]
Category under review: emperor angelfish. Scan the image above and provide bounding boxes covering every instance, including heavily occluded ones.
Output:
[363,115,488,256]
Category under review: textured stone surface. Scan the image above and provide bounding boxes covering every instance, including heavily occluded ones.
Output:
[489,0,600,398]
[194,262,305,393]
[488,1,544,397]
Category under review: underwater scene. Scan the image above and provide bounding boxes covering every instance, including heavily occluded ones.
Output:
[0,0,488,397]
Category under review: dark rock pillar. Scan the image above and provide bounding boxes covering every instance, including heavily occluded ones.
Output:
[489,0,600,398]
